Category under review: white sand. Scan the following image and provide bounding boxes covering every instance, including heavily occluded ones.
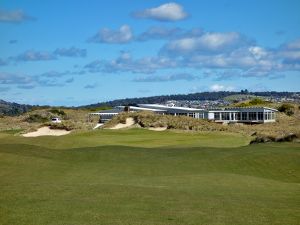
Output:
[22,127,71,137]
[110,118,135,129]
[93,123,104,129]
[148,127,167,131]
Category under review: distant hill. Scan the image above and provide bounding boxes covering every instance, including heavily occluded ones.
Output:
[80,91,300,108]
[0,100,33,116]
[1,91,299,115]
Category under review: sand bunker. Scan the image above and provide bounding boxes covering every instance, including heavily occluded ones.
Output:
[22,127,71,137]
[110,118,135,129]
[148,127,167,131]
[93,123,104,129]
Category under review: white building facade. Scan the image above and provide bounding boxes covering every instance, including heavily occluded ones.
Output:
[204,107,277,123]
[92,104,278,124]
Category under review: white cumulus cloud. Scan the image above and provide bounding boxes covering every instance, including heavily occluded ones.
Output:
[89,25,133,44]
[210,84,235,92]
[248,46,268,60]
[132,2,188,21]
[134,73,198,82]
[282,38,300,50]
[0,8,35,23]
[162,32,249,55]
[15,50,56,61]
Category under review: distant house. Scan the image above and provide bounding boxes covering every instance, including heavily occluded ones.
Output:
[90,104,278,124]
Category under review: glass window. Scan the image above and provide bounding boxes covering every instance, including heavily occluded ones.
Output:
[242,112,247,120]
[221,113,225,120]
[221,112,230,120]
[188,113,194,117]
[215,112,220,120]
[198,113,203,119]
[249,112,256,120]
[264,112,273,120]
[264,112,267,120]
[258,112,263,120]
[226,112,230,120]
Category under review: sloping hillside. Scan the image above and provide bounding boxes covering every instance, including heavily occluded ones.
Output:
[0,99,32,116]
[0,107,98,133]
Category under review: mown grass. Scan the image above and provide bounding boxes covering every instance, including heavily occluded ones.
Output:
[0,130,299,225]
[0,129,251,149]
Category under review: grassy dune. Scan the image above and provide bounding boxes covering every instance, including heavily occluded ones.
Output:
[0,130,299,225]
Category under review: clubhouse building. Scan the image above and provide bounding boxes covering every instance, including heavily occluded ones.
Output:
[90,104,277,124]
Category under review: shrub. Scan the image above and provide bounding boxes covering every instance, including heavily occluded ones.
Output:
[25,114,49,123]
[286,110,294,116]
[278,103,294,116]
[48,108,66,116]
[250,133,298,144]
[237,102,248,107]
[249,98,265,105]
[103,111,227,132]
[48,121,75,131]
[103,112,130,127]
[235,98,267,107]
[88,106,112,112]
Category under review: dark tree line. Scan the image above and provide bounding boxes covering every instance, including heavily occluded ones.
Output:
[1,91,298,116]
[0,100,33,116]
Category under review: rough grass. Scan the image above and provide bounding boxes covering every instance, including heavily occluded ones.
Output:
[0,108,97,133]
[0,131,299,225]
[1,103,299,142]
[103,108,300,142]
[234,98,269,107]
[104,111,230,132]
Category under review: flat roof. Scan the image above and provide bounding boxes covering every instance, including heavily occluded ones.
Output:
[138,104,204,112]
[89,105,278,116]
[225,107,278,111]
[90,108,123,115]
[128,106,166,112]
[206,110,240,113]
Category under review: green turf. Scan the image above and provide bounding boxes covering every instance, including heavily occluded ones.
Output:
[0,130,299,225]
[0,129,252,149]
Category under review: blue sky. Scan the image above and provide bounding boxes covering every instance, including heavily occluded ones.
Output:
[0,0,300,106]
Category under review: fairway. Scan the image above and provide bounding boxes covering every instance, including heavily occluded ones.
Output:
[0,130,299,225]
[0,129,251,149]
